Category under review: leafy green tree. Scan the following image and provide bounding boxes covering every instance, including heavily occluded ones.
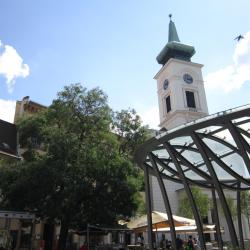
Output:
[241,191,250,229]
[111,109,150,211]
[226,195,237,219]
[0,84,148,250]
[112,109,149,159]
[178,186,210,219]
[217,195,237,221]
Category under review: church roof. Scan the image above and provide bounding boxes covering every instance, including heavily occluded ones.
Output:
[168,19,180,43]
[156,16,195,65]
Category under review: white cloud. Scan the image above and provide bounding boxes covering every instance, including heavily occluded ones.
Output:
[0,99,16,123]
[138,105,159,129]
[0,40,30,93]
[205,32,250,93]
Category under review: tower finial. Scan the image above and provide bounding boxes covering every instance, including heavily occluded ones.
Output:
[168,15,180,43]
[156,14,196,65]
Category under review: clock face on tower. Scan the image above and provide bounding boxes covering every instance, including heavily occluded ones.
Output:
[163,79,169,90]
[183,73,193,84]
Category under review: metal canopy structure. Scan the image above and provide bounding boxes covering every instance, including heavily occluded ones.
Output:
[135,104,250,250]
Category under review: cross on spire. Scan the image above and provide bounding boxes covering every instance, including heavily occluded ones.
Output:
[156,16,196,65]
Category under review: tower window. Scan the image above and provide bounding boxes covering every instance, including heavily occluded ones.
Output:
[166,95,171,113]
[186,91,196,108]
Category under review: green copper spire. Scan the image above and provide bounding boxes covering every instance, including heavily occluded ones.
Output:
[156,15,195,65]
[168,14,180,42]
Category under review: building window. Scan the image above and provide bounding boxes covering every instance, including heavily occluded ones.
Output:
[166,95,171,113]
[186,91,196,108]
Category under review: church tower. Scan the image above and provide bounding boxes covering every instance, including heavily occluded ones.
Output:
[155,16,208,130]
[150,16,209,214]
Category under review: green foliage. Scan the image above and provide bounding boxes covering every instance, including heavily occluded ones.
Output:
[112,109,150,159]
[111,108,149,194]
[217,195,237,220]
[0,84,148,249]
[224,242,250,250]
[0,159,57,215]
[178,186,210,219]
[241,191,250,219]
[226,195,237,219]
[18,114,47,149]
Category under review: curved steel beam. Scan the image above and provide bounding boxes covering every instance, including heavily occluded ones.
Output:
[195,133,250,186]
[171,146,238,181]
[164,142,207,250]
[145,157,250,191]
[149,155,211,189]
[232,117,250,127]
[144,165,153,249]
[226,121,250,175]
[237,127,250,139]
[146,157,249,191]
[237,182,245,250]
[211,188,223,250]
[144,162,184,185]
[199,132,240,153]
[168,146,213,182]
[191,132,239,248]
[149,153,177,249]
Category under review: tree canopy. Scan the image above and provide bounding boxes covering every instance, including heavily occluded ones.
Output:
[241,190,250,228]
[0,84,149,250]
[178,186,210,220]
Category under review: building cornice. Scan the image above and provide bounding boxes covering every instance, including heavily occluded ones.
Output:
[154,58,203,80]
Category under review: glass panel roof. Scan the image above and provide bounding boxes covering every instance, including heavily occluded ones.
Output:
[168,162,177,171]
[211,161,237,180]
[155,104,250,140]
[196,126,222,134]
[232,116,250,124]
[169,136,192,145]
[241,134,250,145]
[221,153,249,178]
[202,137,236,156]
[162,169,178,178]
[152,149,169,159]
[198,165,209,175]
[181,150,203,165]
[139,104,250,184]
[238,122,250,130]
[213,129,237,147]
[184,169,206,181]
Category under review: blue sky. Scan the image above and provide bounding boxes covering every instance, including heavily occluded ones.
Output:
[1,0,250,128]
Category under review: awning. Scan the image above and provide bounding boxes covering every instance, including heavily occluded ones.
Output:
[127,211,195,230]
[153,225,224,234]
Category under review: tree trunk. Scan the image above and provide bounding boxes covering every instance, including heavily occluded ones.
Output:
[57,222,69,250]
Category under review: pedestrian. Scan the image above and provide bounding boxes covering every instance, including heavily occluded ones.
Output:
[176,235,184,250]
[160,235,166,249]
[187,235,194,250]
[166,240,171,249]
[165,239,169,249]
[195,237,201,250]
